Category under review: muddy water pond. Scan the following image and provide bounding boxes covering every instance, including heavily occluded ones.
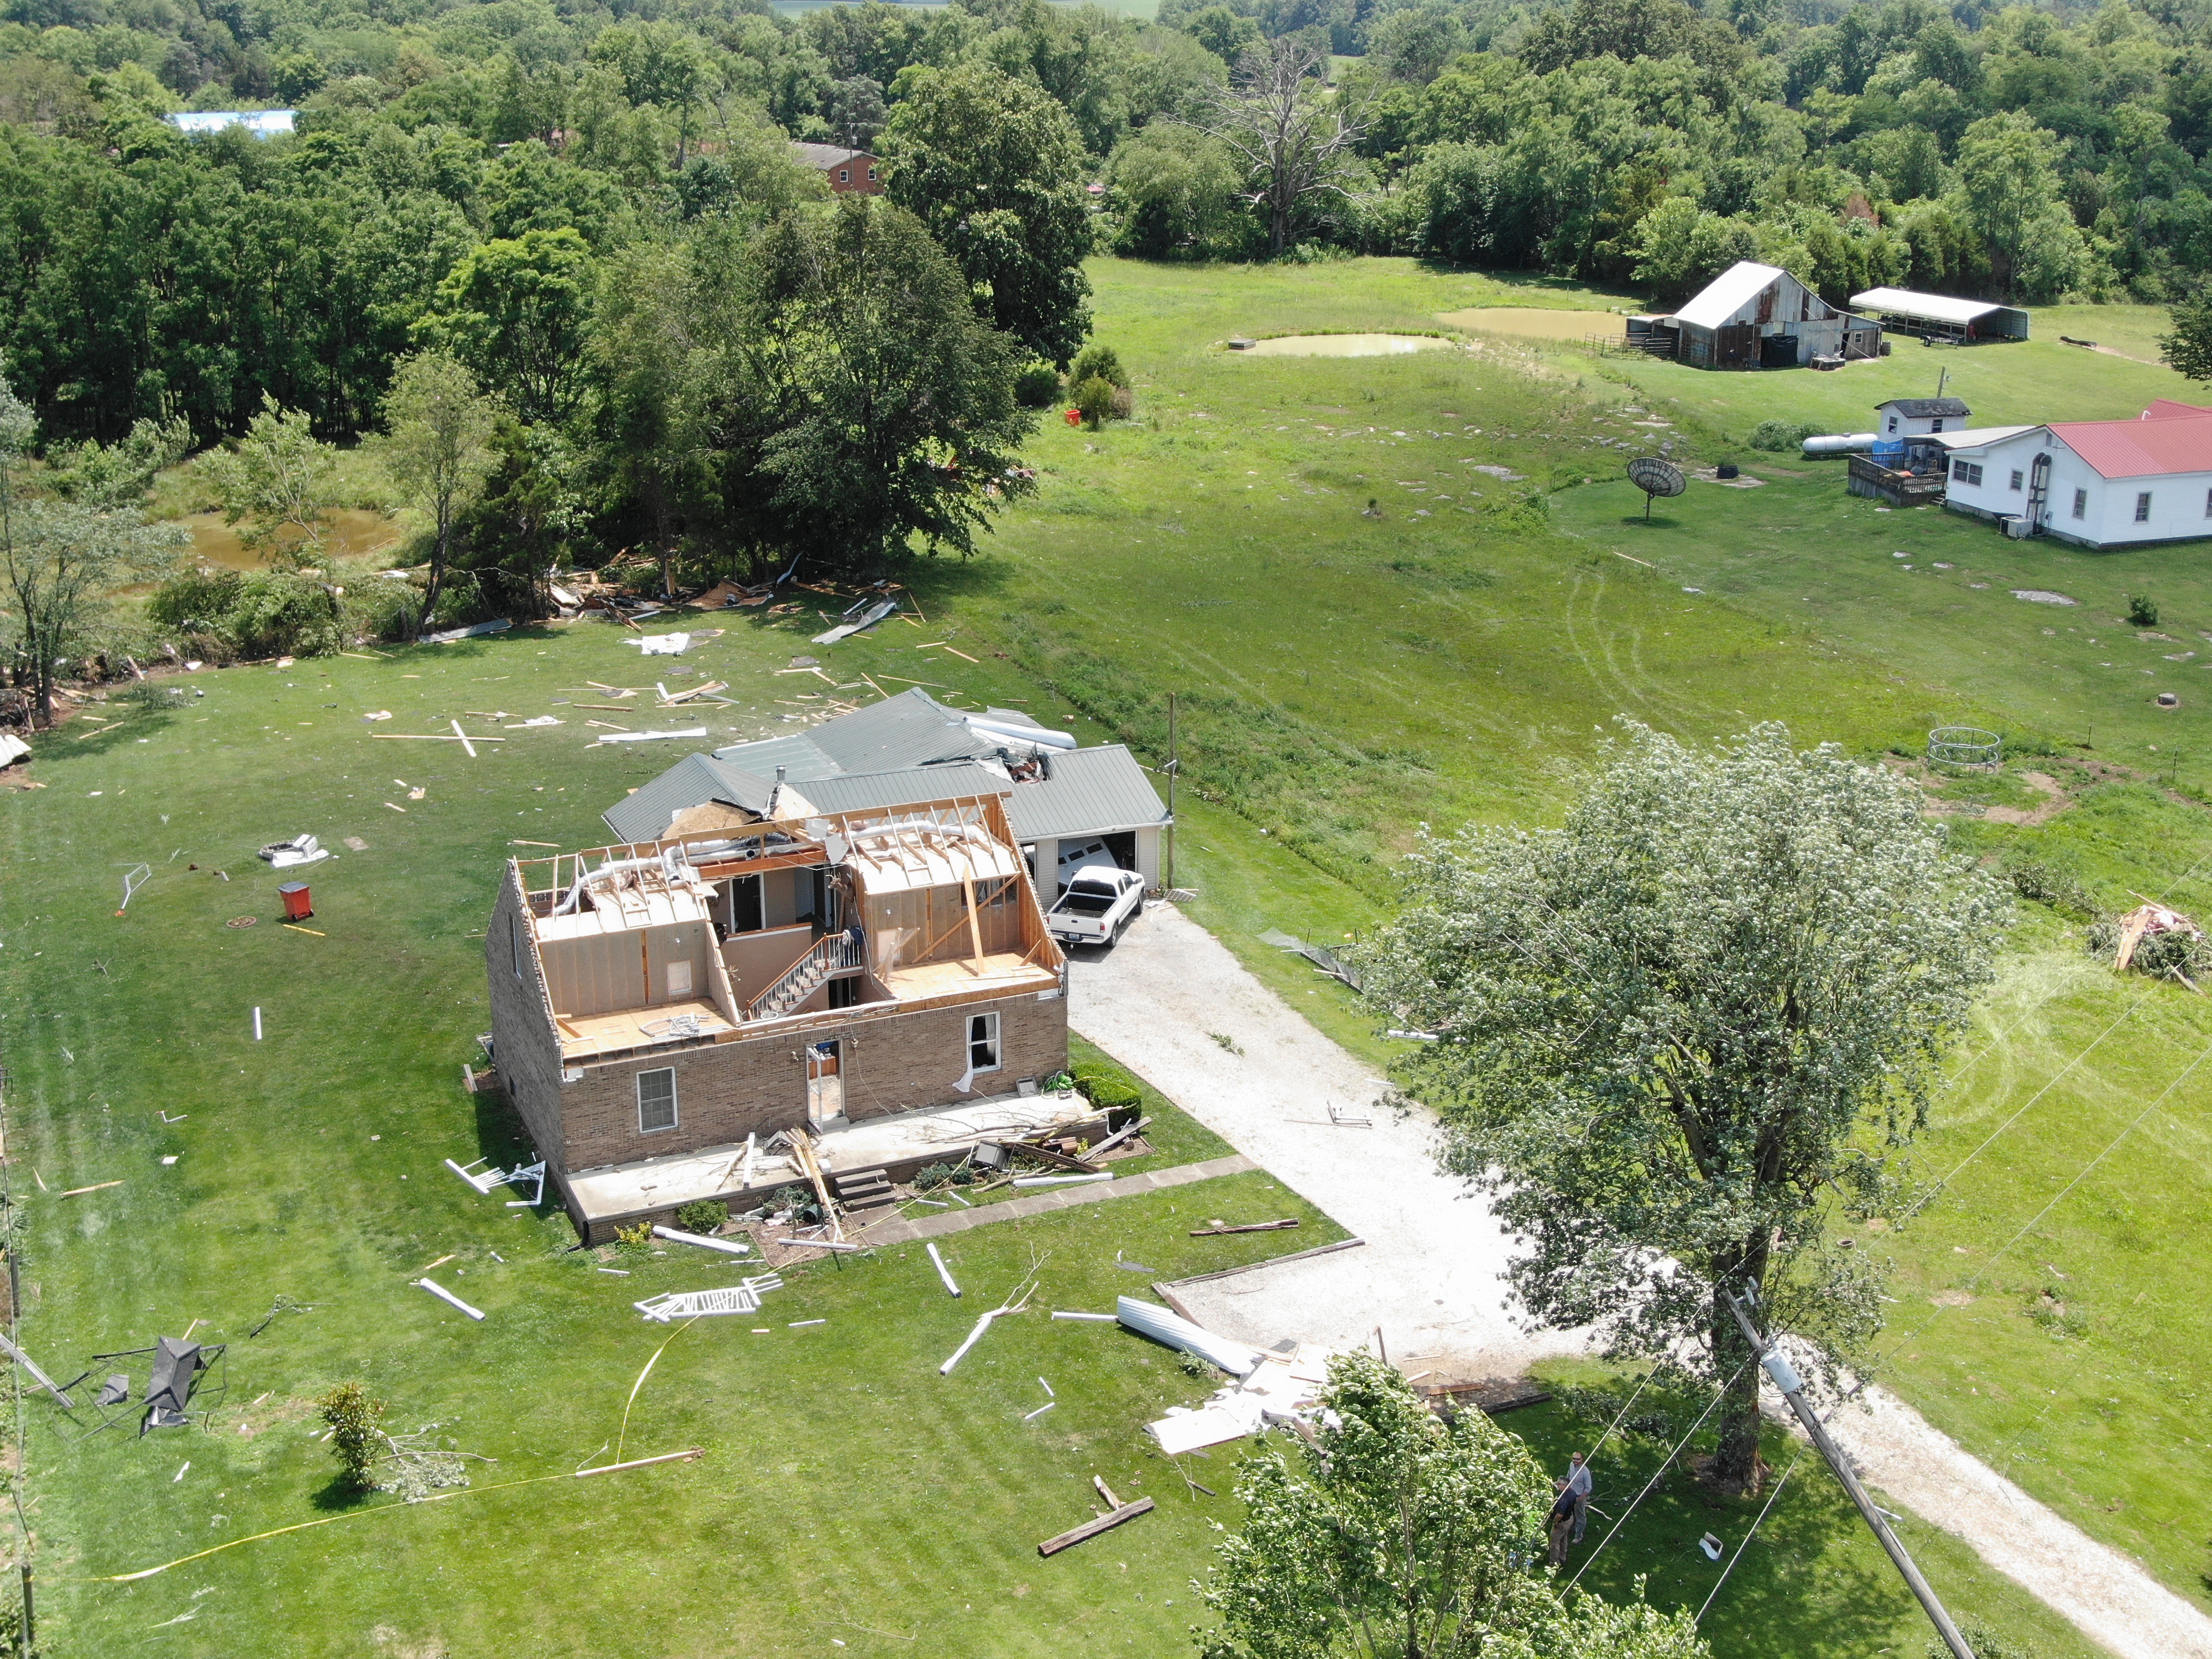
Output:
[178,508,405,573]
[1235,333,1457,357]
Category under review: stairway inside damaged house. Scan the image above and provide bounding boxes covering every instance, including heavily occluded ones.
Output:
[749,934,862,1021]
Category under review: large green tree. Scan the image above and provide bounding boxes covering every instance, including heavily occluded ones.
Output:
[709,196,1038,577]
[881,62,1094,368]
[1952,112,2086,301]
[1357,724,2007,1491]
[431,228,597,426]
[0,365,183,726]
[2160,292,2212,381]
[199,394,340,571]
[383,351,498,637]
[1197,1353,1709,1659]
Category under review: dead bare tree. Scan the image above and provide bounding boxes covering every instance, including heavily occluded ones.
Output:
[1190,39,1370,258]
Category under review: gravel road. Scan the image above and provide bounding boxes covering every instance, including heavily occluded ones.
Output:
[1070,903,2212,1659]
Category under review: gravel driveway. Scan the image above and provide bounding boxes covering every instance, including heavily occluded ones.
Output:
[1071,904,2212,1659]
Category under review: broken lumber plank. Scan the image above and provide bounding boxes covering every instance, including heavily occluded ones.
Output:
[1038,1498,1154,1557]
[573,1447,704,1477]
[1187,1219,1300,1237]
[1005,1139,1103,1174]
[1085,1116,1152,1159]
[927,1242,961,1297]
[60,1180,125,1197]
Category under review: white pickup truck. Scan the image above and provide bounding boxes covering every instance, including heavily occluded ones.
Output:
[1045,865,1146,948]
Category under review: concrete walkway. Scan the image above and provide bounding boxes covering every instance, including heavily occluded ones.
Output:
[854,1154,1256,1246]
[1066,903,2212,1659]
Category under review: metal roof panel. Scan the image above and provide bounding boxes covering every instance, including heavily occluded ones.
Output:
[1003,745,1170,842]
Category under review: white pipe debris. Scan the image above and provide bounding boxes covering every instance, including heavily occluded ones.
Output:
[651,1224,752,1258]
[927,1243,961,1298]
[417,1279,485,1321]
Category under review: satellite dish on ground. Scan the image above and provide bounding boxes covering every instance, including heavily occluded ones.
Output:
[1627,457,1686,521]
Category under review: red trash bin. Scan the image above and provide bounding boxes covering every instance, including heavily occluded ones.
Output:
[278,882,314,921]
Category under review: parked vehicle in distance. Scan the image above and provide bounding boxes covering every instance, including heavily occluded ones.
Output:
[1045,865,1145,947]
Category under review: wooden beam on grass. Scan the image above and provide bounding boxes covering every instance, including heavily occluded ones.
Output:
[1039,1498,1154,1557]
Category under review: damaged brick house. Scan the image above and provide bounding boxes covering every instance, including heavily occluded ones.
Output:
[484,787,1068,1240]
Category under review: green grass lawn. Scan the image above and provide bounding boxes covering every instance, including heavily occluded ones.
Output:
[0,643,1359,1655]
[1516,1365,2100,1659]
[15,255,2212,1652]
[924,257,2212,1622]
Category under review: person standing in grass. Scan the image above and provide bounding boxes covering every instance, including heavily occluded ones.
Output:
[1546,1480,1578,1568]
[1563,1451,1593,1542]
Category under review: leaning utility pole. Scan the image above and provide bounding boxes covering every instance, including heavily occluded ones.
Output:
[1164,693,1178,893]
[1724,1288,1975,1659]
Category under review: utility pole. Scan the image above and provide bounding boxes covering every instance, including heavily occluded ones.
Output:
[1164,693,1177,893]
[1724,1288,1976,1659]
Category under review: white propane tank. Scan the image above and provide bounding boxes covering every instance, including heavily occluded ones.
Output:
[1802,432,1878,456]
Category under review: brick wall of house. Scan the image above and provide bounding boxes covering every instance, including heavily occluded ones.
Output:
[483,868,569,1175]
[559,988,1068,1174]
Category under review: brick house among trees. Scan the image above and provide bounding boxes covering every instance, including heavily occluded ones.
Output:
[790,142,883,195]
[484,789,1067,1239]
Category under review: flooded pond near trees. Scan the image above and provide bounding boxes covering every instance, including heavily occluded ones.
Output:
[178,508,405,573]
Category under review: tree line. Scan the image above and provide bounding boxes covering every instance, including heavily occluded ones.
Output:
[1,0,2209,608]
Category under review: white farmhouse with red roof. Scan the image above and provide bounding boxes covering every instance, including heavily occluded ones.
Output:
[1942,399,2212,549]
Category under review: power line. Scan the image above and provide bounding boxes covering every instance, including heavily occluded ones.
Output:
[1725,1293,1974,1659]
[1904,982,2166,1218]
[1564,1358,1754,1593]
[1694,1444,1808,1626]
[1914,838,2212,1203]
[1849,1031,2212,1404]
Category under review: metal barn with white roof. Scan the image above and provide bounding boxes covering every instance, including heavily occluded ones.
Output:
[1635,262,1881,369]
[1849,288,2031,343]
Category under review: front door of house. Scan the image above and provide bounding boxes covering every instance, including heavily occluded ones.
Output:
[806,1039,843,1126]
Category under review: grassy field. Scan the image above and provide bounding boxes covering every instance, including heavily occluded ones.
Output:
[0,638,1359,1657]
[12,254,2212,1653]
[958,257,2212,1623]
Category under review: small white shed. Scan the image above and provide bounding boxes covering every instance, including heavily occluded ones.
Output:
[1942,400,2212,549]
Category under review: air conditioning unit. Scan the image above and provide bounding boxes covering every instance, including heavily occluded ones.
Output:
[2004,516,2037,539]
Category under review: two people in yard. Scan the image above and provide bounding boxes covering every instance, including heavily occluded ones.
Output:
[1547,1452,1592,1568]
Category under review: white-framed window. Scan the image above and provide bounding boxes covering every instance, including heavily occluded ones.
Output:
[1950,460,1983,487]
[867,164,878,180]
[1931,418,1945,432]
[2203,487,2211,518]
[2136,491,2153,523]
[1886,415,1898,433]
[2010,469,2023,492]
[2073,488,2088,519]
[638,1067,677,1133]
[967,1013,1001,1074]
[837,168,850,182]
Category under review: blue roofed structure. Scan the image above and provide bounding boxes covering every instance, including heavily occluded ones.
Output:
[168,110,296,137]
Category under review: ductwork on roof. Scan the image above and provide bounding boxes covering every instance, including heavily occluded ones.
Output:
[963,714,1076,751]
